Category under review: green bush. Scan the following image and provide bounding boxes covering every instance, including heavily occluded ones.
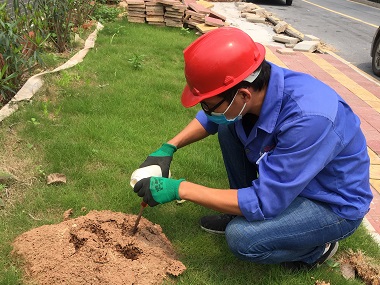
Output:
[0,0,99,106]
[92,4,122,23]
[34,0,96,53]
[0,1,47,106]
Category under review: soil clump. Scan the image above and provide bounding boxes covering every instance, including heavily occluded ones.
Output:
[12,210,186,285]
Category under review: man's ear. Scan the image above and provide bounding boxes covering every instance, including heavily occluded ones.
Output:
[239,88,252,102]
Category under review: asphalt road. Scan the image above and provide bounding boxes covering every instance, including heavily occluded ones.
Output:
[251,0,380,77]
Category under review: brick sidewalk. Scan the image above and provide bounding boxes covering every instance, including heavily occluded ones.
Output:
[265,45,380,240]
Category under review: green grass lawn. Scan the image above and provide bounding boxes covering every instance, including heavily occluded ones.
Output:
[0,20,379,285]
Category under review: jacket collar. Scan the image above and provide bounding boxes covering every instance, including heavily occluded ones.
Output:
[255,62,284,134]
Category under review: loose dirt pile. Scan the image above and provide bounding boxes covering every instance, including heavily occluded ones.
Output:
[340,249,380,285]
[12,210,186,285]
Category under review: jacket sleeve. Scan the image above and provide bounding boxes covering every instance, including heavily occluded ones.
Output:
[195,110,219,134]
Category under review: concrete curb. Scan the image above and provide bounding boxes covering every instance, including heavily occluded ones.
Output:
[363,218,380,245]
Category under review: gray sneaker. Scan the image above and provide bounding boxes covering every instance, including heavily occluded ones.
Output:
[315,241,339,266]
[200,214,236,234]
[281,242,339,271]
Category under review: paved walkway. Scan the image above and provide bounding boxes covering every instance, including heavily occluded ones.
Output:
[264,45,380,242]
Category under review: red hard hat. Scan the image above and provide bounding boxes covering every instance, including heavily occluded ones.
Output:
[181,27,266,108]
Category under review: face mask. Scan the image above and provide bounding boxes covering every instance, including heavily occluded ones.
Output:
[206,92,246,125]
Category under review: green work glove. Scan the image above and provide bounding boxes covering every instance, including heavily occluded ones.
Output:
[133,176,185,207]
[139,143,177,178]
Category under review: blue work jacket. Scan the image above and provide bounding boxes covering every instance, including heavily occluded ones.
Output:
[195,62,373,222]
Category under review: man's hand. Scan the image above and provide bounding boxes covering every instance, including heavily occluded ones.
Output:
[139,143,177,178]
[133,177,184,207]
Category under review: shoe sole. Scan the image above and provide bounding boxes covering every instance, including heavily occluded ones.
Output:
[282,242,339,271]
[317,242,339,267]
[200,225,225,235]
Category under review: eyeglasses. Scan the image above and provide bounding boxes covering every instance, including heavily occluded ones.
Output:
[200,96,227,116]
[201,88,242,116]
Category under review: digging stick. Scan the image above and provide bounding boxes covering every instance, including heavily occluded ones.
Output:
[132,201,147,235]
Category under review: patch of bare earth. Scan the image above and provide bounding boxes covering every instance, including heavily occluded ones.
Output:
[0,124,39,213]
[12,210,186,285]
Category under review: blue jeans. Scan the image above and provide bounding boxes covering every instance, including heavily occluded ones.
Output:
[218,124,362,264]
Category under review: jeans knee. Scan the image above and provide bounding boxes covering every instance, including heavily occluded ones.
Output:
[226,220,272,263]
[225,222,241,255]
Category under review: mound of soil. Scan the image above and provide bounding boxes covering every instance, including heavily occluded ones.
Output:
[12,210,186,285]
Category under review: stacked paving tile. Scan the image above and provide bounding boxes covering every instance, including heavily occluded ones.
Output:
[123,0,320,44]
[125,0,146,23]
[183,0,227,33]
[123,0,228,32]
[235,2,322,54]
[145,2,165,26]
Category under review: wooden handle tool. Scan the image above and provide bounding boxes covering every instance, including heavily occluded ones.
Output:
[131,201,147,235]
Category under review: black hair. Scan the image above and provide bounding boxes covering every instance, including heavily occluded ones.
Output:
[218,61,271,103]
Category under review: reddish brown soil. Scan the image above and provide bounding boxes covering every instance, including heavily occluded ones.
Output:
[12,210,186,285]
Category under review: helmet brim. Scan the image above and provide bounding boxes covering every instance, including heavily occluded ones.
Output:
[181,84,196,108]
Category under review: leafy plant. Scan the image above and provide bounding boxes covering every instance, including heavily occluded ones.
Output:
[110,25,123,44]
[0,63,18,101]
[91,4,122,23]
[28,117,40,125]
[128,53,145,70]
[0,1,47,105]
[0,0,109,106]
[180,27,190,35]
[33,0,96,53]
[41,100,62,118]
[42,101,49,117]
